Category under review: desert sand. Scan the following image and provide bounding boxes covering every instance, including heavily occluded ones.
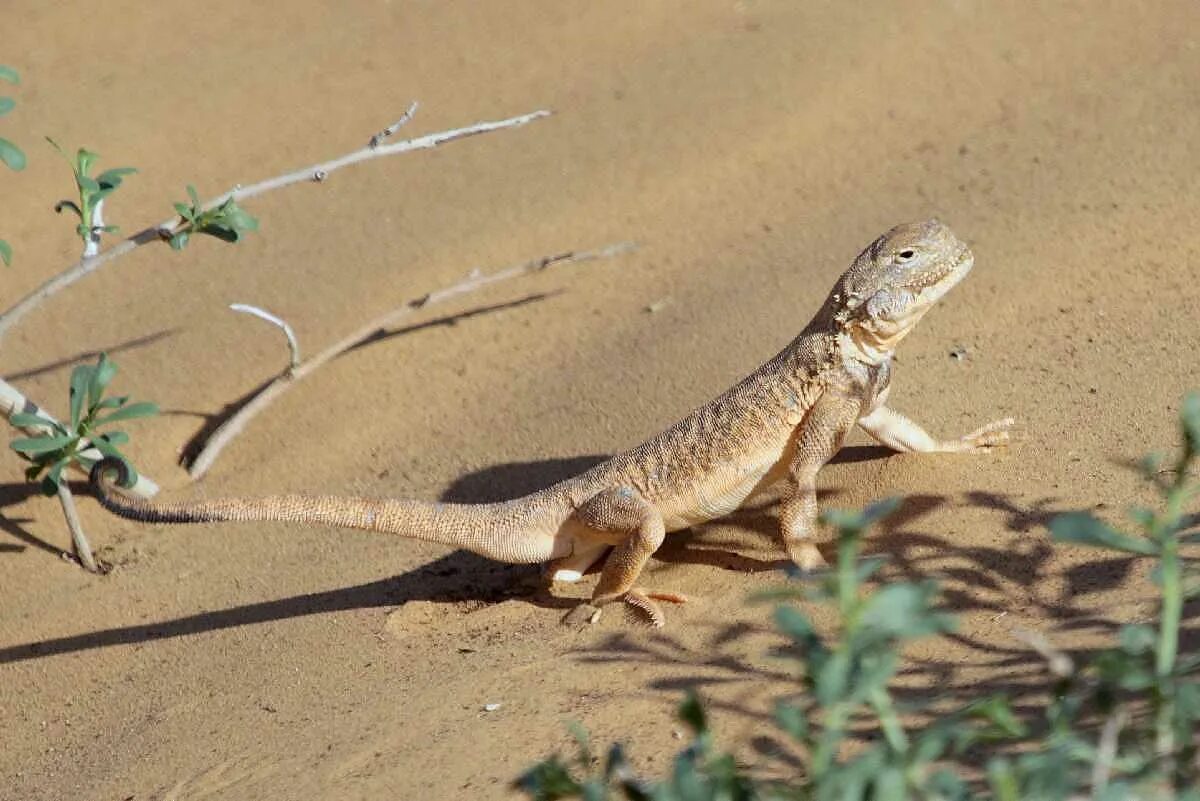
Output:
[2,1,1198,798]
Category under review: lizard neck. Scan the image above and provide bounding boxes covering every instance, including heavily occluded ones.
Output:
[838,327,902,367]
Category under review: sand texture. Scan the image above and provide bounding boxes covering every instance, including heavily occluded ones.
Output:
[2,1,1199,799]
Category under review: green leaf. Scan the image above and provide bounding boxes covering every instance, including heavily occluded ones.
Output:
[90,187,114,205]
[11,434,75,454]
[88,435,126,461]
[77,174,100,193]
[169,232,190,251]
[173,202,196,221]
[1127,506,1156,531]
[199,224,242,243]
[0,239,11,266]
[855,555,888,583]
[9,412,66,433]
[94,401,159,426]
[88,353,117,408]
[678,691,707,735]
[68,364,92,430]
[773,701,808,741]
[773,605,820,648]
[0,97,14,116]
[41,457,71,495]
[95,431,129,446]
[0,66,18,84]
[1117,623,1155,655]
[76,148,98,177]
[0,137,26,171]
[814,649,851,705]
[96,167,136,187]
[94,395,129,410]
[1050,512,1158,556]
[858,581,951,641]
[187,184,200,208]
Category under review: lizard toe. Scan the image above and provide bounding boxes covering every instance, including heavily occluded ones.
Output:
[562,602,603,627]
[621,590,668,628]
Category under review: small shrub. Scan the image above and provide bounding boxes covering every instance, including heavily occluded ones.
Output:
[519,394,1200,801]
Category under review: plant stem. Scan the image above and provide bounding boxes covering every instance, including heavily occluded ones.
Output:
[868,687,909,755]
[56,482,98,572]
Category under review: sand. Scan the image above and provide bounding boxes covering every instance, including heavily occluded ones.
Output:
[2,1,1198,798]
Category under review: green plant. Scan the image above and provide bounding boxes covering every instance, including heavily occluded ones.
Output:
[0,64,25,266]
[519,394,1200,801]
[167,183,258,250]
[518,500,1021,801]
[9,353,157,495]
[46,137,136,245]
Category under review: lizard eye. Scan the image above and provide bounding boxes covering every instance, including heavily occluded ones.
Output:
[896,249,916,262]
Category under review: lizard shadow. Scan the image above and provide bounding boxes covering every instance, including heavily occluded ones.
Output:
[0,447,899,661]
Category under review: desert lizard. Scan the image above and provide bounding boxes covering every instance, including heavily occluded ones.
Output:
[92,219,1012,626]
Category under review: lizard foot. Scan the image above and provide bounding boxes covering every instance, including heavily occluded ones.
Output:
[622,589,688,628]
[787,542,829,573]
[562,591,688,628]
[562,602,604,627]
[954,418,1015,453]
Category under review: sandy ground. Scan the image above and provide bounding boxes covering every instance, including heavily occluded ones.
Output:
[2,1,1199,798]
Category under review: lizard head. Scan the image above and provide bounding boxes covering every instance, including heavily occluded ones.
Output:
[830,219,973,354]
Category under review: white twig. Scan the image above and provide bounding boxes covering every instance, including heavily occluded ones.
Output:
[0,377,158,499]
[1012,626,1075,677]
[83,200,104,258]
[370,101,419,148]
[57,481,99,573]
[230,303,301,372]
[0,107,551,342]
[1090,706,1127,797]
[187,241,634,479]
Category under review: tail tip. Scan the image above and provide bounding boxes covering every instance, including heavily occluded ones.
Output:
[90,456,134,490]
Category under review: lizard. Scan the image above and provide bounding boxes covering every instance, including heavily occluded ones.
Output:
[91,219,1012,627]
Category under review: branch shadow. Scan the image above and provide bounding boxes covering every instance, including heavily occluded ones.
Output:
[0,481,67,557]
[176,293,554,467]
[2,329,180,382]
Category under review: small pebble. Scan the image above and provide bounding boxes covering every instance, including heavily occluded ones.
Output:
[483,703,502,712]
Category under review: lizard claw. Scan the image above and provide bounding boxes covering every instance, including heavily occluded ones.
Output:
[787,542,829,573]
[956,417,1015,453]
[562,602,604,627]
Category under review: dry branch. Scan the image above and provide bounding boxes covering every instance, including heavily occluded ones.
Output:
[0,107,551,343]
[187,241,634,480]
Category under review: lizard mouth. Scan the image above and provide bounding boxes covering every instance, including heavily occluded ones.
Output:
[912,243,973,299]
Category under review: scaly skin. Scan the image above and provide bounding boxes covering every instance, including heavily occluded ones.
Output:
[92,219,1012,626]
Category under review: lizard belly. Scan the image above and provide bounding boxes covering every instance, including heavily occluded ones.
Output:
[660,455,786,532]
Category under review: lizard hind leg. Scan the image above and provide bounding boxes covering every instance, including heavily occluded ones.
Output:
[546,538,610,583]
[561,486,685,628]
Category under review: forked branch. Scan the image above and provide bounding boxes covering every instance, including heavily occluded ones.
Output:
[0,107,551,343]
[187,242,634,479]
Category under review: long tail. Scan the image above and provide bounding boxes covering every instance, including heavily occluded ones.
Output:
[90,459,567,564]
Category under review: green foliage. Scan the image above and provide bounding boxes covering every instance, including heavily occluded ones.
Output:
[520,394,1200,800]
[167,184,258,251]
[1,64,24,266]
[9,353,156,495]
[46,137,137,245]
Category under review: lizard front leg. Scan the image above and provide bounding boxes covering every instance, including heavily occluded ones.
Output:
[561,487,686,627]
[780,393,863,571]
[858,405,1013,453]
